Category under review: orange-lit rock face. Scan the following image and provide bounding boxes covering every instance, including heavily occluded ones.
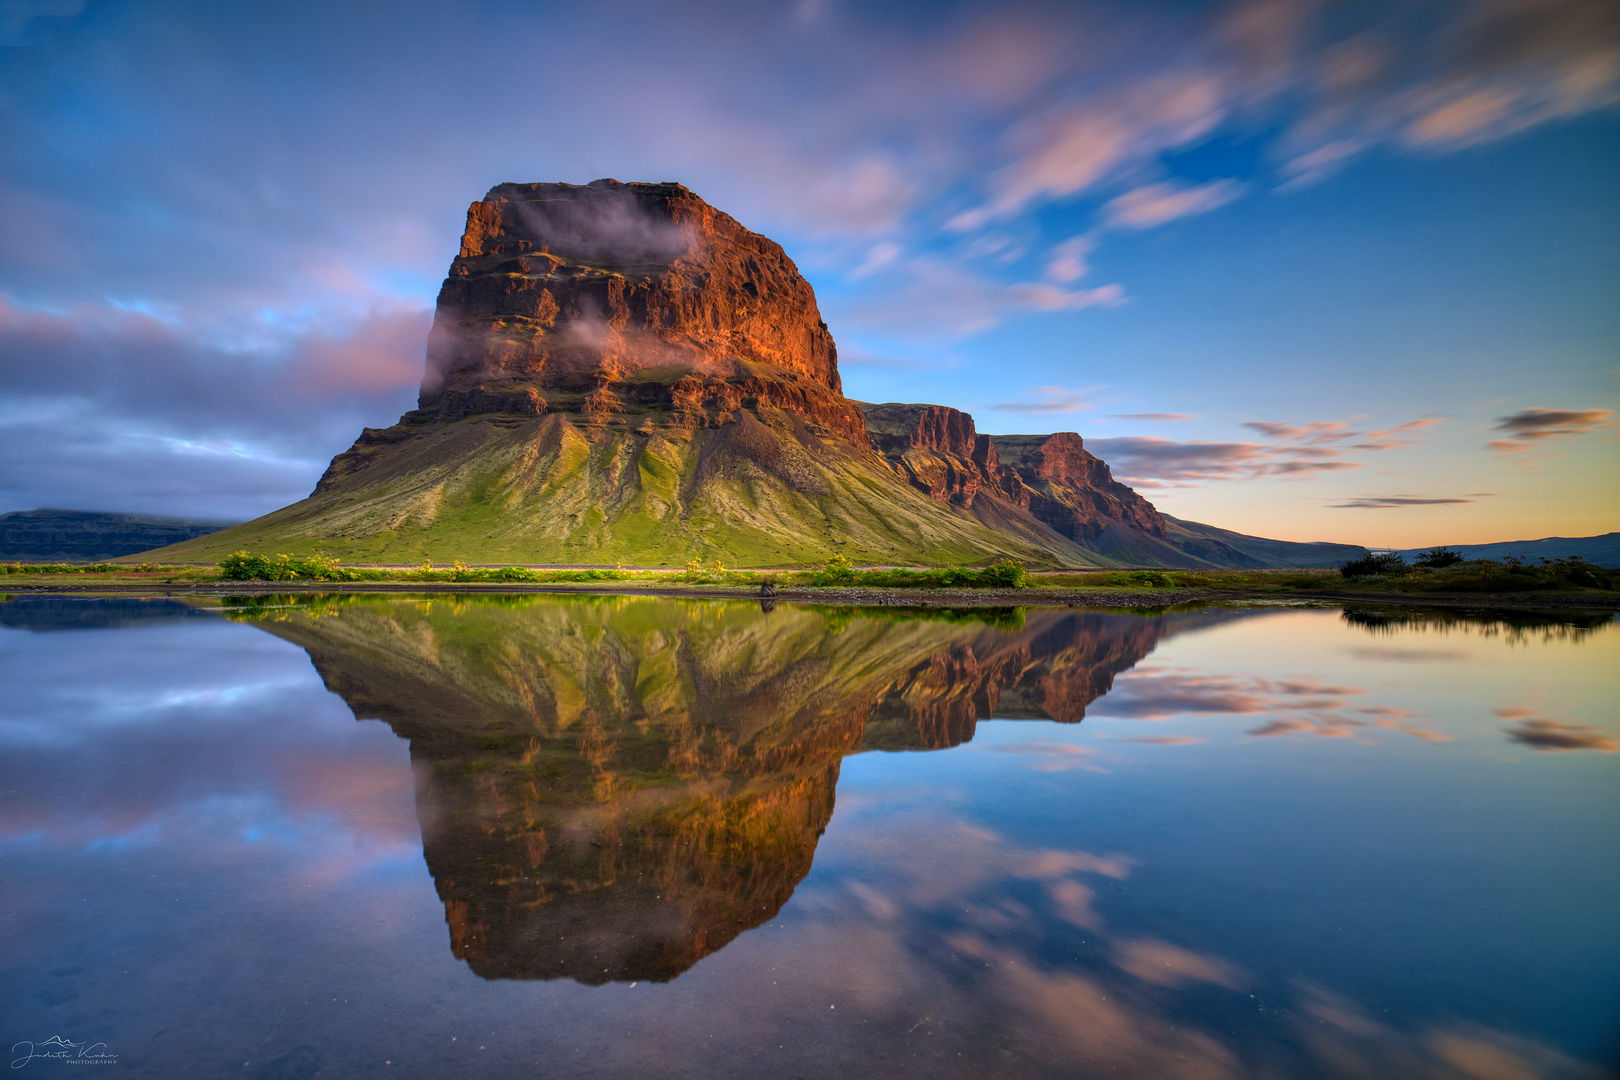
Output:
[860,402,1167,543]
[992,433,1167,542]
[419,179,866,442]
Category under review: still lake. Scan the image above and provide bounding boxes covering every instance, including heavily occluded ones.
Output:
[1,593,1616,1079]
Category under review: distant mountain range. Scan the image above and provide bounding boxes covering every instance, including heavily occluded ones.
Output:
[1395,534,1620,569]
[131,180,1365,569]
[0,509,235,561]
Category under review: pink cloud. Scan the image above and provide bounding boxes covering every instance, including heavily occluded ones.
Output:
[1100,178,1244,230]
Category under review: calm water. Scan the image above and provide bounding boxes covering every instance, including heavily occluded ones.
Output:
[1,593,1616,1079]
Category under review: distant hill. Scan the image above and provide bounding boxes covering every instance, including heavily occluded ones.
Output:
[137,180,1367,571]
[1395,533,1620,569]
[1162,516,1368,569]
[0,509,236,561]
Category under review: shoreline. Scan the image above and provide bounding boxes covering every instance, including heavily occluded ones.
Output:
[3,579,1616,614]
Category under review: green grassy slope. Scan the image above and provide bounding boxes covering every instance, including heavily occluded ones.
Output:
[141,408,1113,568]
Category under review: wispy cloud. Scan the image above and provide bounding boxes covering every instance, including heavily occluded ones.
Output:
[1112,413,1197,422]
[1087,435,1358,485]
[1087,412,1443,487]
[838,257,1124,340]
[1243,419,1359,444]
[1044,235,1094,283]
[849,241,902,281]
[954,72,1231,227]
[945,0,1620,220]
[1330,495,1477,509]
[1487,407,1614,452]
[1100,179,1244,230]
[1351,418,1448,451]
[992,386,1094,415]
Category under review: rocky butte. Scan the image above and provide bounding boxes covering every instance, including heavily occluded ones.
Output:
[148,180,1363,569]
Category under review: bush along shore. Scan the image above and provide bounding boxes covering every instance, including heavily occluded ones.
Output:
[1334,548,1616,592]
[0,550,1614,609]
[210,551,1034,588]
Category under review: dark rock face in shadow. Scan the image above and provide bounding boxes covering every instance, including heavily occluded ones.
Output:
[246,596,1235,984]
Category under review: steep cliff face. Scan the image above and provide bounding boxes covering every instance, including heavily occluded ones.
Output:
[991,432,1166,542]
[858,402,1167,547]
[860,402,1005,507]
[418,179,866,443]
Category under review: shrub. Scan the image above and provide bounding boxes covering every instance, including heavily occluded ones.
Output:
[812,553,857,586]
[1341,552,1408,579]
[979,559,1031,588]
[1413,547,1465,569]
[809,558,1029,590]
[217,551,346,581]
[1537,556,1613,589]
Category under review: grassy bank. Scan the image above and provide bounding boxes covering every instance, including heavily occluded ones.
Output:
[3,553,1616,608]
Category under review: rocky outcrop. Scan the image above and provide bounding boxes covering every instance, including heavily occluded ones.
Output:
[417,179,867,443]
[858,402,1166,545]
[860,402,1006,507]
[991,433,1167,542]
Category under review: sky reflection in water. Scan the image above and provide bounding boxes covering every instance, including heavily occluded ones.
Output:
[0,595,1615,1079]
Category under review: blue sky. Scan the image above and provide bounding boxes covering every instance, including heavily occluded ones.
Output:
[0,0,1615,544]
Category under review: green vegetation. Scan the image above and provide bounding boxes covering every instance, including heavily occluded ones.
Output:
[4,561,139,575]
[217,550,639,583]
[130,414,1083,570]
[1337,553,1615,593]
[1,548,1612,606]
[211,550,1035,589]
[809,555,1030,589]
[1413,547,1465,569]
[1031,568,1331,590]
[1340,552,1410,578]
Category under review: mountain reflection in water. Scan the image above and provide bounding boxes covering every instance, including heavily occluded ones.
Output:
[235,594,1240,984]
[3,593,1616,1079]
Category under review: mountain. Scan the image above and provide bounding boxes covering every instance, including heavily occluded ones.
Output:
[1393,533,1620,569]
[0,508,235,561]
[137,180,1364,570]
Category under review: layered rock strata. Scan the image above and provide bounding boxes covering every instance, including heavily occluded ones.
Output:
[859,402,1167,545]
[416,179,866,443]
